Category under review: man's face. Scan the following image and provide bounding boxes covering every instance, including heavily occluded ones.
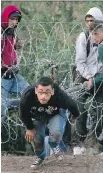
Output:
[8,16,19,28]
[85,16,95,31]
[92,30,103,43]
[35,85,54,104]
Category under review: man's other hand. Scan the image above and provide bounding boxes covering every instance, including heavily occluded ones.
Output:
[25,129,36,143]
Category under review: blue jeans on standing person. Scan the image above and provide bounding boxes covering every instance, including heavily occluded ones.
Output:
[1,74,29,122]
[31,109,68,159]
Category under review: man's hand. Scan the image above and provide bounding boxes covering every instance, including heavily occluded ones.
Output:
[25,129,36,143]
[83,78,93,89]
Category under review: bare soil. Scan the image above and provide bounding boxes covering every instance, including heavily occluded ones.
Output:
[1,154,103,173]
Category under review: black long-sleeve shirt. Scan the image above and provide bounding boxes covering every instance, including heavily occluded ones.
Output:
[20,84,79,130]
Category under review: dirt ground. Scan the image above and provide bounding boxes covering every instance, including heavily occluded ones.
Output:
[1,154,103,173]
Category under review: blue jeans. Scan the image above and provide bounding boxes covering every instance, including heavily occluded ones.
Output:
[1,74,29,122]
[31,109,68,159]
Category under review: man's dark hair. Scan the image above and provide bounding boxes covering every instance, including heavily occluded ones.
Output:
[36,76,54,88]
[85,14,94,19]
[93,20,103,32]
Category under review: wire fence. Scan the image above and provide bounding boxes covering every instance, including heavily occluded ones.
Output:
[1,21,103,154]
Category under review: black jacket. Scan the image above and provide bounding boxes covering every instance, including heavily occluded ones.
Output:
[20,84,79,130]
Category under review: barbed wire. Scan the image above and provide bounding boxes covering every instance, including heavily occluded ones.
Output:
[1,21,103,153]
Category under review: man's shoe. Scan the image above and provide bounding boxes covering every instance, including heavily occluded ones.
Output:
[73,146,82,155]
[73,146,86,155]
[52,145,64,161]
[31,157,44,169]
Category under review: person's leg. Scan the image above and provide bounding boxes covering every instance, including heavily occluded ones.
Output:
[44,110,68,156]
[30,120,46,169]
[31,120,46,159]
[1,78,12,122]
[8,74,29,109]
[63,116,71,148]
[84,89,103,154]
[10,74,29,95]
[71,92,89,156]
[74,93,89,143]
[93,94,103,146]
[48,109,67,152]
[44,136,53,156]
[95,86,103,154]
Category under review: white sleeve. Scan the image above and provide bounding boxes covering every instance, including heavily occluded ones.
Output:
[75,32,92,79]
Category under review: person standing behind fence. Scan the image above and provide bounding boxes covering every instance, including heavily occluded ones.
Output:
[72,7,103,154]
[84,21,103,154]
[1,4,29,122]
[20,76,79,170]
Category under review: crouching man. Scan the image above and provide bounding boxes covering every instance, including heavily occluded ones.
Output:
[20,76,79,169]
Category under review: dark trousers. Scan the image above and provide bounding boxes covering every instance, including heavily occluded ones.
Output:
[93,93,103,145]
[63,120,71,146]
[74,83,103,144]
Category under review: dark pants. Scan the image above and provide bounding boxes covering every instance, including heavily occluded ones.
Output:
[74,83,103,144]
[63,120,71,146]
[93,93,103,145]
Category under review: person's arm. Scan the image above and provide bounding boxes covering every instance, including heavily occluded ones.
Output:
[58,89,79,118]
[20,103,34,130]
[20,91,36,143]
[83,74,103,89]
[20,101,36,143]
[98,43,103,63]
[75,32,92,80]
[92,44,103,85]
[1,31,5,57]
[20,90,34,130]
